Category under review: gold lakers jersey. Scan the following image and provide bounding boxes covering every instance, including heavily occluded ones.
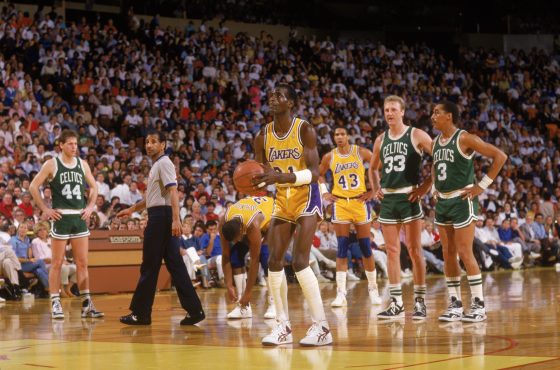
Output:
[330,145,366,197]
[225,196,273,232]
[264,117,306,188]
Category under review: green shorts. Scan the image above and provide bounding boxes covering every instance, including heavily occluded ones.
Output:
[51,214,90,240]
[378,193,423,224]
[435,196,478,229]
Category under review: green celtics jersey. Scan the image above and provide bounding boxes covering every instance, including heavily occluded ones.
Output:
[433,129,474,193]
[50,156,86,210]
[379,126,422,189]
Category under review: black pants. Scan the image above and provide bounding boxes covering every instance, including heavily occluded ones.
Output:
[130,206,203,317]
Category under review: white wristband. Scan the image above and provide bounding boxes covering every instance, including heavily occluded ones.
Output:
[478,175,493,190]
[319,183,329,196]
[431,184,437,194]
[293,169,313,186]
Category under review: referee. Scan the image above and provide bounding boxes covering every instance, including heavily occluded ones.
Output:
[118,131,205,326]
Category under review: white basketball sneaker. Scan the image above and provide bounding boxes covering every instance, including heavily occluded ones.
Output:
[368,286,382,305]
[227,304,252,319]
[331,290,347,307]
[264,296,276,319]
[262,320,293,346]
[299,321,333,346]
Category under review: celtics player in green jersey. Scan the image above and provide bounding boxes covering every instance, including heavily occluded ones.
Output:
[431,101,506,323]
[369,95,433,320]
[30,130,104,320]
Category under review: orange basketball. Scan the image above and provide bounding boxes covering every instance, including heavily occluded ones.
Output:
[233,160,266,196]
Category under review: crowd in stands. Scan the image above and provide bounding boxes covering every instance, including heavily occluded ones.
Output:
[0,3,559,297]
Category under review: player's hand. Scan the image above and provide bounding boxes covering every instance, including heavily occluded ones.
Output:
[373,188,384,201]
[81,206,94,220]
[171,220,181,237]
[322,192,337,203]
[252,165,281,188]
[44,208,62,221]
[239,291,251,307]
[358,190,374,203]
[227,286,238,302]
[461,185,483,201]
[408,187,425,203]
[116,208,133,218]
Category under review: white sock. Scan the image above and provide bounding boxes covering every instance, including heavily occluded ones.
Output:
[446,276,462,301]
[268,270,287,321]
[80,289,91,304]
[295,267,327,324]
[365,270,377,290]
[50,293,60,301]
[467,274,484,302]
[414,284,427,300]
[388,283,403,305]
[336,271,347,293]
[280,271,289,320]
[216,256,224,280]
[234,274,244,300]
[242,272,247,294]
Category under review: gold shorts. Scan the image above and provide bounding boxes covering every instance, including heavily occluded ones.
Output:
[272,184,322,223]
[331,198,372,225]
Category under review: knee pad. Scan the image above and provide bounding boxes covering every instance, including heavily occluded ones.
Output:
[230,245,246,269]
[359,237,373,258]
[260,244,269,272]
[337,236,350,259]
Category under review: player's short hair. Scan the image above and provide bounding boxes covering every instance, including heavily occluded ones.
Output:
[222,218,242,242]
[334,126,348,134]
[276,83,297,104]
[59,129,78,144]
[146,129,166,143]
[439,100,460,124]
[383,95,406,111]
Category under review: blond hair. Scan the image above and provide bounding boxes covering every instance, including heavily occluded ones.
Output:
[34,221,50,234]
[384,95,406,111]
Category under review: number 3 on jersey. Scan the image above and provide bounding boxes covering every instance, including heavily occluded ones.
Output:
[337,173,359,190]
[437,163,447,181]
[62,184,82,200]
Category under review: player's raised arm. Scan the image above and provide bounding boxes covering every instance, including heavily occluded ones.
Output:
[253,122,320,187]
[254,130,267,165]
[318,151,336,203]
[368,134,384,200]
[408,129,433,202]
[29,159,61,221]
[459,132,507,200]
[80,159,98,220]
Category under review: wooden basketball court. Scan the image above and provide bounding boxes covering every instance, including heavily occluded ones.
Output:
[0,268,559,369]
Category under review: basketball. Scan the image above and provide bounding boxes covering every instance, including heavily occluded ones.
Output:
[233,160,266,196]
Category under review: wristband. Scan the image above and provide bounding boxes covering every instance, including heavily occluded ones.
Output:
[319,183,329,196]
[293,169,312,186]
[478,175,493,190]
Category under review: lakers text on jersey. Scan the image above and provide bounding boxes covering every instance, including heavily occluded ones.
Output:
[329,145,371,224]
[264,118,321,222]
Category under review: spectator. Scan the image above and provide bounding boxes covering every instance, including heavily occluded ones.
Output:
[10,223,49,292]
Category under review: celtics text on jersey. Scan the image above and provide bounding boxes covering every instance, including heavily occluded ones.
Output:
[433,129,475,193]
[50,157,86,210]
[379,126,422,190]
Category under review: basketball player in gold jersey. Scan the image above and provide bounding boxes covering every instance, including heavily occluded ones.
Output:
[252,83,332,346]
[319,127,382,308]
[220,196,276,320]
[369,95,433,320]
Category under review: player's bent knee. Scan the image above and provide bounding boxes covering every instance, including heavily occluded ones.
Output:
[337,236,350,259]
[358,238,373,258]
